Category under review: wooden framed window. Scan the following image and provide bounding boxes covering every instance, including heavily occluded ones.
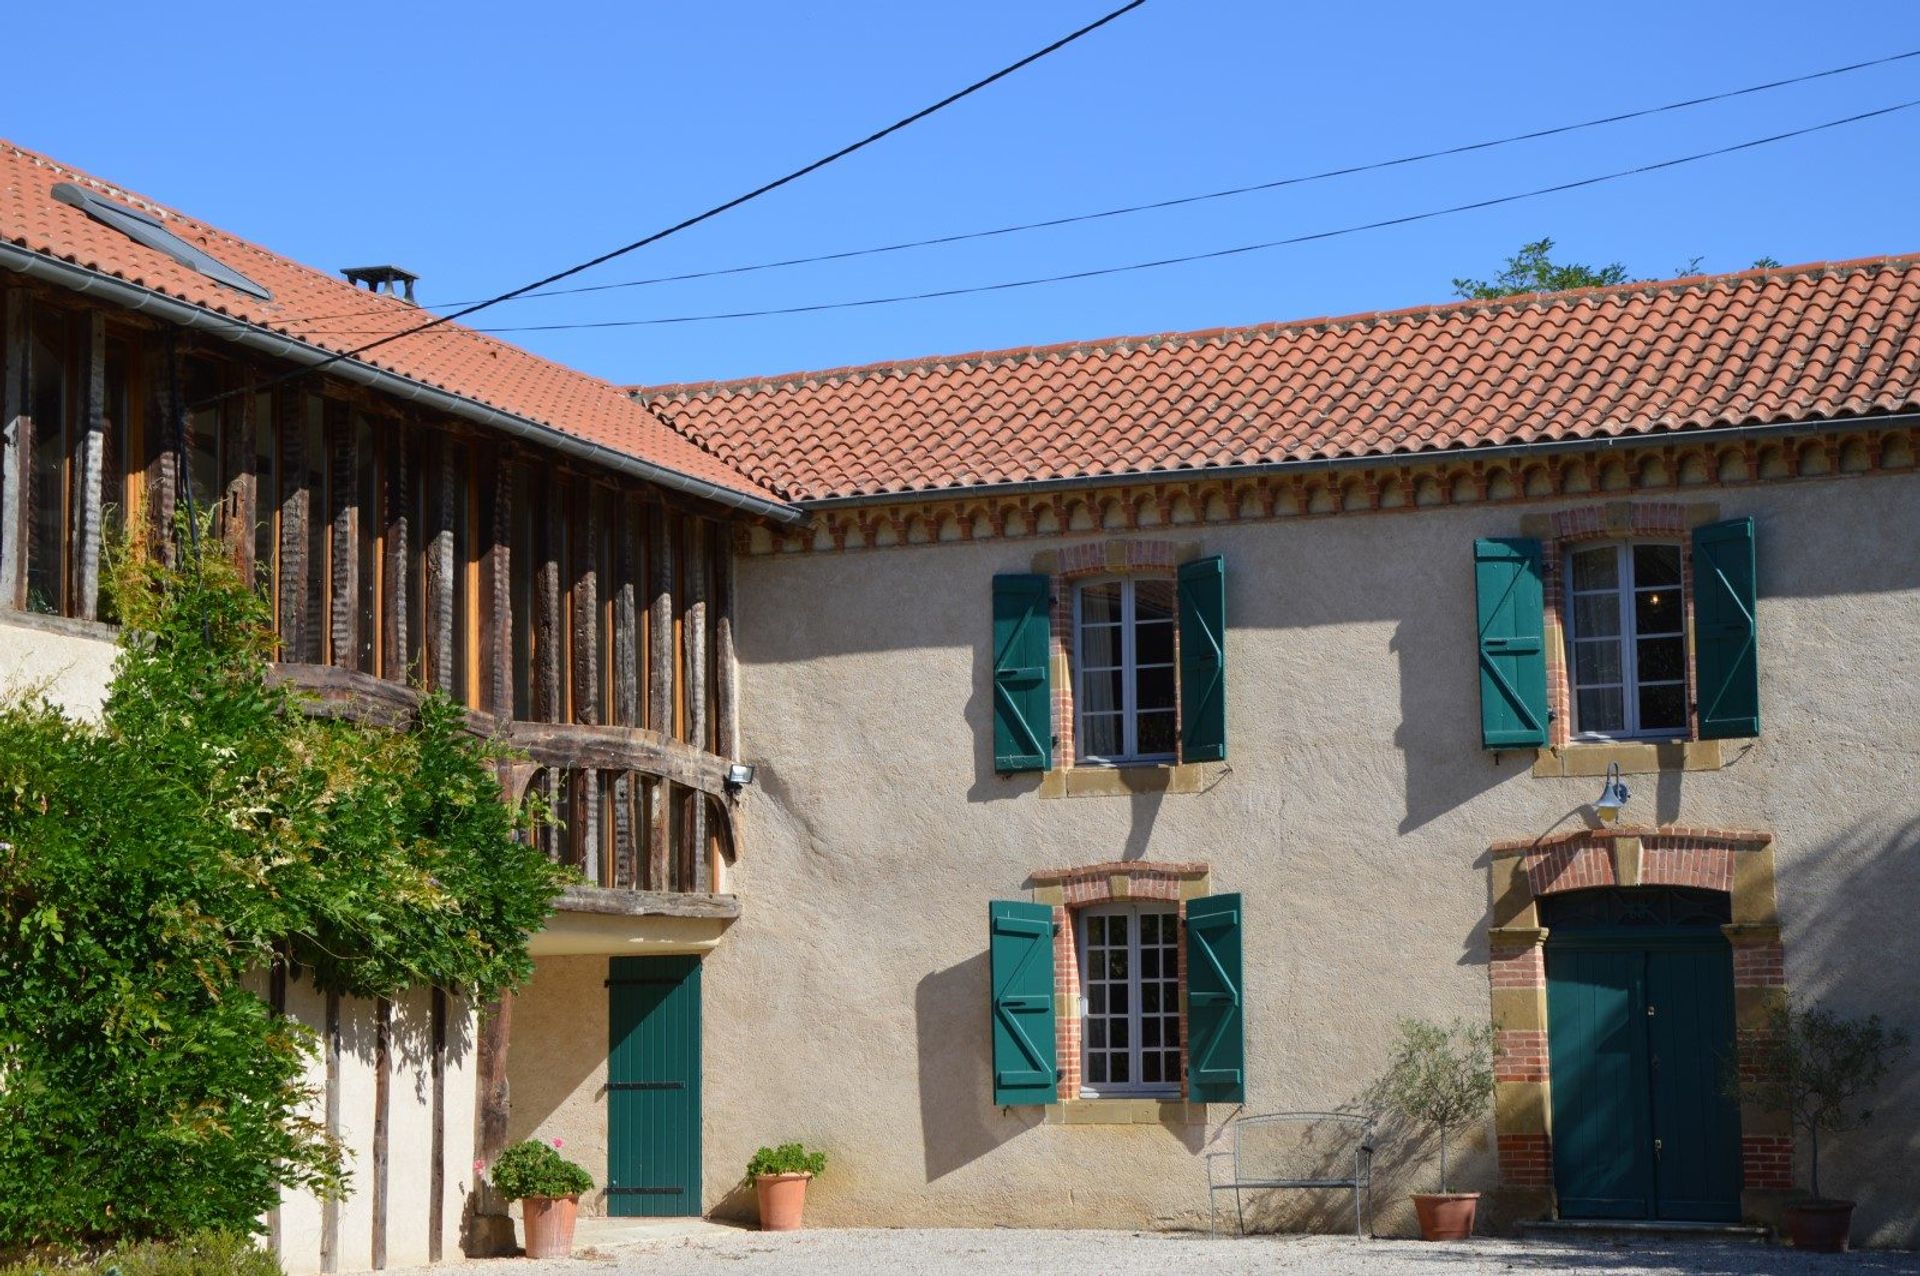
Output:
[1563,541,1688,740]
[1077,903,1181,1098]
[25,310,72,615]
[1073,576,1176,765]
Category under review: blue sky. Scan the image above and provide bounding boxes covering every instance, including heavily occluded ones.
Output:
[10,2,1920,386]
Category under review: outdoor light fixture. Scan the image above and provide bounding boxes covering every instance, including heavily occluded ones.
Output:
[1594,761,1631,824]
[725,763,757,789]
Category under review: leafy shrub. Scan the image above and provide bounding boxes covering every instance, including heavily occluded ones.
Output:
[747,1143,827,1178]
[488,1140,593,1200]
[0,1230,280,1276]
[0,533,571,1248]
[1365,1018,1498,1193]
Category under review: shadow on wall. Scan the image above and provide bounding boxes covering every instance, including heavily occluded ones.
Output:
[915,951,1042,1182]
[1393,615,1531,836]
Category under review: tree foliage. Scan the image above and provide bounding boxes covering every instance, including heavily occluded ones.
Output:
[1737,1002,1910,1201]
[0,535,569,1250]
[1453,238,1631,299]
[1367,1018,1498,1193]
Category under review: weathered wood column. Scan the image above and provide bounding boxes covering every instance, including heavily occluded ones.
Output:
[645,499,674,889]
[74,311,107,619]
[1,287,31,608]
[683,517,709,893]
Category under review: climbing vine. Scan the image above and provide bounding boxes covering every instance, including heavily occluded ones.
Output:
[0,535,569,1250]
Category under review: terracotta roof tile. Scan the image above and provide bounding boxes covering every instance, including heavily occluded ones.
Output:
[0,140,783,510]
[640,255,1920,502]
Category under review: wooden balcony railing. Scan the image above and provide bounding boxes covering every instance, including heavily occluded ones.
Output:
[268,662,738,897]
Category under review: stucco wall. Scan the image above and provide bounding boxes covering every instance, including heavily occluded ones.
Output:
[507,956,615,1217]
[0,611,117,718]
[713,472,1920,1244]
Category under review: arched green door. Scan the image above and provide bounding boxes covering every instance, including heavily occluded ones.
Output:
[1544,888,1742,1222]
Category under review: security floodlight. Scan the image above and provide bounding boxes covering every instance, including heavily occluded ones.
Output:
[725,763,757,788]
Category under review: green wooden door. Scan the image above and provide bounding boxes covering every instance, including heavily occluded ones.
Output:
[1546,947,1652,1218]
[607,955,702,1217]
[1544,890,1742,1223]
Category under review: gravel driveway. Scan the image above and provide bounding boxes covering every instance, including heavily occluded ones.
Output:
[489,1227,1920,1276]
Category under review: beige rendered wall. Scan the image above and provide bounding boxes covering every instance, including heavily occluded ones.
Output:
[506,956,615,1218]
[0,611,117,718]
[713,471,1920,1244]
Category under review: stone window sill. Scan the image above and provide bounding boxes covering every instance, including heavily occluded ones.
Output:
[1037,761,1228,799]
[1531,739,1727,778]
[1043,1099,1207,1126]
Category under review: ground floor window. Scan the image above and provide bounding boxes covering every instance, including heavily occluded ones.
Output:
[1078,903,1180,1096]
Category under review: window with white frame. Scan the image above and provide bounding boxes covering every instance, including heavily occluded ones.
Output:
[1078,904,1181,1097]
[1564,542,1688,739]
[1074,577,1176,764]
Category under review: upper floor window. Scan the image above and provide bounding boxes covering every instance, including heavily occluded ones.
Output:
[1074,577,1176,764]
[1564,542,1686,740]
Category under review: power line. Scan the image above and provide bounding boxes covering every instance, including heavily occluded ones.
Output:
[186,0,1148,411]
[295,45,1920,328]
[329,96,1914,334]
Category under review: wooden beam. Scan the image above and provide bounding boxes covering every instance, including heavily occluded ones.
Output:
[327,406,356,668]
[426,437,456,691]
[1,288,31,609]
[321,990,341,1275]
[714,523,738,762]
[580,768,602,886]
[646,501,673,888]
[428,988,447,1264]
[382,431,409,683]
[371,996,391,1272]
[222,377,257,578]
[74,311,106,620]
[534,469,563,721]
[487,449,514,717]
[277,393,309,658]
[571,486,600,725]
[469,993,513,1252]
[147,334,178,566]
[683,519,710,893]
[553,882,740,918]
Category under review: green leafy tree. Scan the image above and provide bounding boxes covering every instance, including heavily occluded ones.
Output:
[1453,238,1631,299]
[0,531,569,1250]
[1366,1018,1498,1193]
[1734,1002,1910,1201]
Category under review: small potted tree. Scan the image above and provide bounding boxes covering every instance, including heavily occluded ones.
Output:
[488,1138,594,1259]
[1736,1002,1909,1252]
[749,1142,827,1231]
[1367,1018,1498,1241]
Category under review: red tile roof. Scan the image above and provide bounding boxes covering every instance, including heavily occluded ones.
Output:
[0,140,787,512]
[639,255,1920,503]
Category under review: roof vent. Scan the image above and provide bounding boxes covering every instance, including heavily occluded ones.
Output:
[341,265,419,304]
[51,182,272,301]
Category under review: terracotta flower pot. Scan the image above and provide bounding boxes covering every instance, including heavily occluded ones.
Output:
[520,1194,579,1259]
[756,1171,813,1231]
[1785,1200,1854,1252]
[1411,1192,1480,1241]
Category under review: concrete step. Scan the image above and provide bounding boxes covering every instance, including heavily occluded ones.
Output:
[1517,1218,1772,1245]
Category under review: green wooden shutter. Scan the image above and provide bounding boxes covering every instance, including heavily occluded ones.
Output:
[1475,538,1549,749]
[989,900,1057,1106]
[1178,555,1227,762]
[1691,517,1758,739]
[992,574,1052,773]
[1186,892,1244,1103]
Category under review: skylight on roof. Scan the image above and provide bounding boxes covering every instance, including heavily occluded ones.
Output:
[51,182,271,302]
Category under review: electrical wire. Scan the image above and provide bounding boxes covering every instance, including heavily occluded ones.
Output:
[185,0,1147,411]
[315,96,1916,334]
[295,45,1920,328]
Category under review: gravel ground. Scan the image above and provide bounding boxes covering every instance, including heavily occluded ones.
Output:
[469,1228,1920,1276]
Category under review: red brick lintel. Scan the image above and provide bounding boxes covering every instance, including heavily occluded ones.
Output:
[1487,825,1773,857]
[1031,860,1209,883]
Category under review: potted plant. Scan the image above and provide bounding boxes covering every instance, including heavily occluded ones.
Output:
[488,1137,594,1259]
[1367,1018,1498,1241]
[748,1142,827,1231]
[1735,1002,1909,1252]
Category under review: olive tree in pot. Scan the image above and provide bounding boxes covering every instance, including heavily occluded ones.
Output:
[1367,1018,1499,1241]
[488,1138,594,1259]
[749,1143,827,1231]
[1734,1002,1909,1252]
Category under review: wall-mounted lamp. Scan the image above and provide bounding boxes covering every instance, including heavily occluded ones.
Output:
[1594,760,1631,824]
[725,763,757,791]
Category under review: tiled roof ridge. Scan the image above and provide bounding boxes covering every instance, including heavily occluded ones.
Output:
[634,251,1920,403]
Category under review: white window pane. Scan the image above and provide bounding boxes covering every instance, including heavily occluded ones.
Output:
[1572,594,1622,639]
[1633,544,1682,588]
[1635,588,1681,636]
[1573,638,1622,687]
[1163,1017,1180,1047]
[1081,712,1122,758]
[1143,1053,1162,1083]
[1080,622,1122,669]
[1082,665,1124,714]
[1110,1053,1129,1083]
[1088,1054,1108,1084]
[1111,1017,1129,1049]
[1081,581,1123,624]
[1577,686,1626,734]
[1134,578,1174,622]
[1135,666,1176,714]
[1639,683,1686,733]
[1637,636,1686,682]
[1135,618,1173,666]
[1571,547,1619,592]
[1136,712,1177,757]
